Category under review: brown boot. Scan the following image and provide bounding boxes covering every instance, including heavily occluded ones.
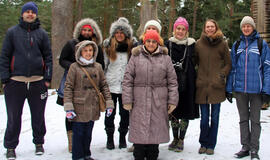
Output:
[67,130,72,153]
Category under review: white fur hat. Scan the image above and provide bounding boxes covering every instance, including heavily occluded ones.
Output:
[144,20,162,33]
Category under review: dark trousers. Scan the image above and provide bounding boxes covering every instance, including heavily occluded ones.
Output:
[235,92,262,152]
[4,80,48,149]
[104,93,129,130]
[133,144,159,160]
[72,121,94,160]
[199,103,221,149]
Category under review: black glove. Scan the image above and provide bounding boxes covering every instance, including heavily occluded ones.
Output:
[262,93,270,104]
[226,92,233,103]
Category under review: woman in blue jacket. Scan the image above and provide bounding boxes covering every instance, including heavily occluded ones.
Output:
[226,16,270,160]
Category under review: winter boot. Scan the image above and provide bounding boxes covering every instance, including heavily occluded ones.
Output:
[67,130,72,153]
[168,138,178,151]
[168,127,179,150]
[119,128,128,149]
[174,139,184,152]
[105,128,115,150]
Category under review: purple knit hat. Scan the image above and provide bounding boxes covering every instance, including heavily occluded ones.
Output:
[173,17,189,31]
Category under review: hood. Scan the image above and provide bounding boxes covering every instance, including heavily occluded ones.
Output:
[75,40,98,66]
[131,45,168,56]
[73,18,103,45]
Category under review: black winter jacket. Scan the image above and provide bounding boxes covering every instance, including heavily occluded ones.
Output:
[0,18,52,83]
[59,37,104,70]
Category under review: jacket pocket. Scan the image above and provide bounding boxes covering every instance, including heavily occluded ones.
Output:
[73,97,85,113]
[211,73,225,89]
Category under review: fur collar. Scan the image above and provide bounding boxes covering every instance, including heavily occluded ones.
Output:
[169,37,196,45]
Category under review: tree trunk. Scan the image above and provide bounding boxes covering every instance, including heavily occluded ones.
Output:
[192,0,198,37]
[137,0,158,37]
[168,0,175,38]
[118,0,123,17]
[51,0,73,88]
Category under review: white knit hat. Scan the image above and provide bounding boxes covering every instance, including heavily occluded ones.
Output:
[144,20,162,33]
[240,16,256,29]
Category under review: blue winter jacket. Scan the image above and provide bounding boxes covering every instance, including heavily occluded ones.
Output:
[0,18,52,83]
[226,31,270,95]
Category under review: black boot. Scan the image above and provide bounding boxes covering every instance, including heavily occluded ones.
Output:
[119,128,128,149]
[105,128,115,150]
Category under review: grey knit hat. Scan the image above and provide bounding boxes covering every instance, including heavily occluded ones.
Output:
[110,17,133,39]
[240,16,256,29]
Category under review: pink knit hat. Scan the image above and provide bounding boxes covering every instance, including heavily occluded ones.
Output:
[173,17,189,31]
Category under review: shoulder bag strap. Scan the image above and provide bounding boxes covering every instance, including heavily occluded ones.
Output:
[80,66,101,95]
[183,41,189,73]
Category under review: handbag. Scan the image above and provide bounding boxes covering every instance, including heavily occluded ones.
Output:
[169,41,189,92]
[80,67,106,112]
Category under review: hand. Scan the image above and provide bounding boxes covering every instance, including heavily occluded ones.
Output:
[106,108,113,117]
[226,92,233,103]
[2,84,5,89]
[168,104,176,114]
[45,82,50,88]
[262,93,270,104]
[66,110,76,119]
[123,104,132,111]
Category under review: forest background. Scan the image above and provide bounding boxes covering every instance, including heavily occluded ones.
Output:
[0,0,251,90]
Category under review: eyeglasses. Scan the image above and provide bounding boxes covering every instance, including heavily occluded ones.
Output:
[145,39,157,44]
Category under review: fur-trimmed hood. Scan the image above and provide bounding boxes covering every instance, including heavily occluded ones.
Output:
[131,45,168,56]
[109,17,133,39]
[75,40,98,66]
[73,18,103,45]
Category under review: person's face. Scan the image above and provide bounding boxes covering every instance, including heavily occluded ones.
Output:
[174,25,187,40]
[205,21,217,37]
[81,28,93,39]
[241,24,254,36]
[115,30,126,42]
[81,45,94,60]
[145,39,158,53]
[22,10,37,23]
[146,25,159,33]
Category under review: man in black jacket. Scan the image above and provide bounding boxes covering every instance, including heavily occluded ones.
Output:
[0,2,52,159]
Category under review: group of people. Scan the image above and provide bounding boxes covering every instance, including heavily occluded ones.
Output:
[0,1,270,160]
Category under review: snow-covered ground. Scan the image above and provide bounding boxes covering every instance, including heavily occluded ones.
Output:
[0,89,270,160]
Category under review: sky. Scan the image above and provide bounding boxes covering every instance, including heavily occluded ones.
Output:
[0,90,270,160]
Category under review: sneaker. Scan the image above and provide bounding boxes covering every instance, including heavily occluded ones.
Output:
[85,155,95,160]
[234,149,250,158]
[198,146,207,154]
[35,144,44,155]
[174,139,184,152]
[206,148,214,155]
[168,138,178,151]
[251,151,260,160]
[6,149,16,160]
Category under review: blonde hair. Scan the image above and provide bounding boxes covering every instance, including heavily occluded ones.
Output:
[203,19,224,39]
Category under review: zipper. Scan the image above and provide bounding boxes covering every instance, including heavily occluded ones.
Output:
[244,37,248,92]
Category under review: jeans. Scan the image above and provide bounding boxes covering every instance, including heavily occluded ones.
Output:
[72,121,94,160]
[199,103,221,149]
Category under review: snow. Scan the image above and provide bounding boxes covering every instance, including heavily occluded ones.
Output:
[1,90,270,160]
